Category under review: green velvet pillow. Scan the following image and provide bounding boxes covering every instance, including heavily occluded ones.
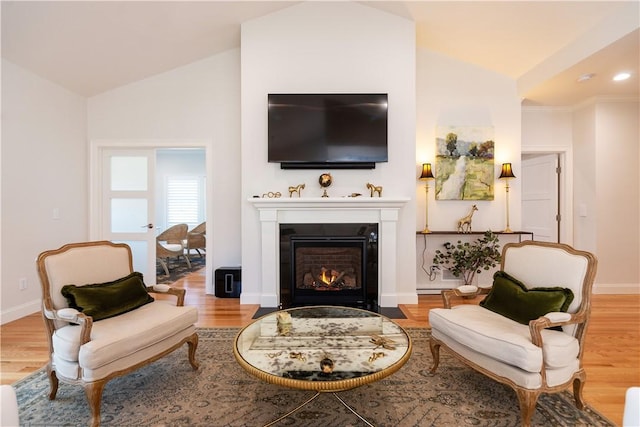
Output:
[480,271,574,326]
[61,272,154,321]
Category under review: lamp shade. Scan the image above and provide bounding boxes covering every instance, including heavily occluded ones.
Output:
[419,163,434,180]
[499,163,516,179]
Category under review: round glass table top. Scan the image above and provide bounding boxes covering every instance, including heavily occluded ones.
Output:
[233,306,412,392]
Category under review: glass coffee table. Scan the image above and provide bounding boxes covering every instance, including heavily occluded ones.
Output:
[233,305,412,426]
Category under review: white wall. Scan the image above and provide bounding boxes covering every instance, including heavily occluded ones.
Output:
[525,100,640,293]
[240,2,417,305]
[522,107,573,150]
[415,48,522,290]
[521,107,574,244]
[594,100,639,291]
[87,51,242,285]
[1,59,87,323]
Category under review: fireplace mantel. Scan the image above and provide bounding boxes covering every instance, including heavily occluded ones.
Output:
[249,197,410,307]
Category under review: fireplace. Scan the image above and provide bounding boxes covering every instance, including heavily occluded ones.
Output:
[279,223,378,309]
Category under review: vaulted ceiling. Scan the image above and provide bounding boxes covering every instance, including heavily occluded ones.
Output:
[2,1,638,106]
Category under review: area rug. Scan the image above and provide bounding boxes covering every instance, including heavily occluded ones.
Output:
[15,328,614,427]
[156,254,205,284]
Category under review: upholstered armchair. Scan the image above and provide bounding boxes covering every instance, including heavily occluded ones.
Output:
[37,241,199,427]
[186,221,206,258]
[156,223,191,276]
[429,240,597,427]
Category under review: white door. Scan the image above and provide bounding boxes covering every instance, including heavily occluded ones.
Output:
[101,148,157,282]
[522,154,559,242]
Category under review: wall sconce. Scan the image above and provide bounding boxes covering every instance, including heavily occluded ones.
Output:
[498,163,516,233]
[419,163,435,233]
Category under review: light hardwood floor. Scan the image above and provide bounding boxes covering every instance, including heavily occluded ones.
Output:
[2,267,639,425]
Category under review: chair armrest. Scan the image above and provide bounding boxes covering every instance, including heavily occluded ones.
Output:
[147,285,186,306]
[43,307,94,345]
[441,286,491,309]
[528,311,587,347]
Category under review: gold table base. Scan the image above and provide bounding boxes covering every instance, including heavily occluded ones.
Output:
[264,391,375,427]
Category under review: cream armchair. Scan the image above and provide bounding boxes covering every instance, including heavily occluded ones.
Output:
[37,241,199,427]
[429,241,597,427]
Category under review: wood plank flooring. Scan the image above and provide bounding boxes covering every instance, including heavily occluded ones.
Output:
[2,267,638,425]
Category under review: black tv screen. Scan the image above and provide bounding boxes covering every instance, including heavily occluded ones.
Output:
[268,93,388,169]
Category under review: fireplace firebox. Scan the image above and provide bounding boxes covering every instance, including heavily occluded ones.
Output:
[279,223,378,309]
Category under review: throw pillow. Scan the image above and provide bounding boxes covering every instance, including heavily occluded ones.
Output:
[480,271,574,326]
[61,272,154,321]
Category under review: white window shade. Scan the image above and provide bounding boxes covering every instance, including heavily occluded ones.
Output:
[166,177,204,227]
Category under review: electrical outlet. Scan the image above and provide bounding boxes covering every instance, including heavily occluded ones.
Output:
[19,278,28,291]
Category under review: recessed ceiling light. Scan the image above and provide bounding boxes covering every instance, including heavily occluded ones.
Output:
[613,72,631,81]
[577,73,596,82]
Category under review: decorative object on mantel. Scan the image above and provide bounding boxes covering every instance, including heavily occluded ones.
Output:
[366,182,383,197]
[498,162,516,233]
[456,204,478,233]
[262,191,282,198]
[319,173,332,197]
[347,193,362,198]
[432,230,501,285]
[288,183,305,198]
[419,163,435,233]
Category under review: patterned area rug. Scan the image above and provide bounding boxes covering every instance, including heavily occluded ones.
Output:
[15,328,614,426]
[156,254,205,284]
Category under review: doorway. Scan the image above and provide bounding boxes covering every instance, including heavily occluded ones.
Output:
[521,151,572,244]
[155,148,206,283]
[90,140,212,289]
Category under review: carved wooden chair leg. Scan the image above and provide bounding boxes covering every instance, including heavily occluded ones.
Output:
[573,374,586,409]
[84,379,107,427]
[187,334,200,370]
[429,339,441,373]
[46,365,59,400]
[515,388,540,427]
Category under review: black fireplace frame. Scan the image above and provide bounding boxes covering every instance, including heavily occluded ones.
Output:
[279,223,379,310]
[290,236,368,306]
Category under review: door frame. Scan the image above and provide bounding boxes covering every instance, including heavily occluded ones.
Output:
[89,138,214,294]
[521,146,573,245]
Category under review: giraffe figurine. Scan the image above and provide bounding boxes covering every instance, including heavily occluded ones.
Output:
[457,205,478,233]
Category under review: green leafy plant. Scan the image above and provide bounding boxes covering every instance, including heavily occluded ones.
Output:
[433,230,501,285]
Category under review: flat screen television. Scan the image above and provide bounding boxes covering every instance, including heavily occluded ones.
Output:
[268,93,388,169]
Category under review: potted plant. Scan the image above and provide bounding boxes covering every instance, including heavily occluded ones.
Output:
[432,230,501,286]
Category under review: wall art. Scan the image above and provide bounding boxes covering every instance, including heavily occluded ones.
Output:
[435,125,495,200]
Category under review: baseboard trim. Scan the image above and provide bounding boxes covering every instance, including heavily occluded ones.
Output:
[593,283,640,294]
[1,299,40,325]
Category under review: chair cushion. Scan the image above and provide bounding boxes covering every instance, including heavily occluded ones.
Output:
[61,272,154,321]
[429,305,579,372]
[480,271,574,326]
[52,300,198,369]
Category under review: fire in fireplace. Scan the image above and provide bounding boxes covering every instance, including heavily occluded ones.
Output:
[279,223,378,309]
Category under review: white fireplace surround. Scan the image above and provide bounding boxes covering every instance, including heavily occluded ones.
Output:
[249,197,410,307]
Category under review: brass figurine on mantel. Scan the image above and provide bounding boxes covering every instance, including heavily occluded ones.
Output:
[366,183,383,197]
[288,183,305,198]
[319,173,332,197]
[457,204,478,233]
